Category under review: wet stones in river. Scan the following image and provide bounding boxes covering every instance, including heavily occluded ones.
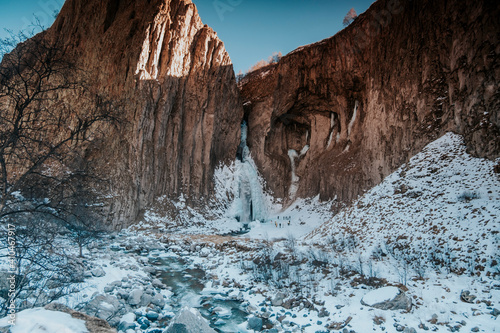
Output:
[248,316,263,331]
[145,311,159,321]
[136,316,150,329]
[152,278,167,289]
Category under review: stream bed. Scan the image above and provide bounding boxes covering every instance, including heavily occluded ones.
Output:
[148,251,250,332]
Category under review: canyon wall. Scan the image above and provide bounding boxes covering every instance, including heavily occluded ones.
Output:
[48,0,243,228]
[240,0,499,208]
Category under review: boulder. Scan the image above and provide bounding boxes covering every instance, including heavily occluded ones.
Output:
[361,287,411,311]
[145,311,159,321]
[460,290,476,303]
[83,294,125,324]
[271,292,286,306]
[165,307,216,333]
[91,267,106,278]
[248,316,263,331]
[127,289,144,306]
[151,293,166,308]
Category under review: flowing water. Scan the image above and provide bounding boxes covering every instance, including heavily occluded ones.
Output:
[149,252,249,332]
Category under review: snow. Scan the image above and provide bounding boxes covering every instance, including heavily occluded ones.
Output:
[308,132,500,277]
[0,308,88,333]
[242,196,335,239]
[2,132,497,333]
[361,286,400,306]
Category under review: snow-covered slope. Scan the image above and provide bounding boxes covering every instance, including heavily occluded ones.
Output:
[308,132,500,278]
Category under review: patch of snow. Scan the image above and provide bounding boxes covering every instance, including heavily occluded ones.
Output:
[0,308,88,333]
[361,286,400,306]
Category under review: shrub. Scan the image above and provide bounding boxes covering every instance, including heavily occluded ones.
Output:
[457,191,480,202]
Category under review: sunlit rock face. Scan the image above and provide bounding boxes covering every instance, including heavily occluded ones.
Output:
[240,0,499,210]
[48,0,243,228]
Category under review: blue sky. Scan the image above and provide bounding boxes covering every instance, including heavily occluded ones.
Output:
[0,0,375,73]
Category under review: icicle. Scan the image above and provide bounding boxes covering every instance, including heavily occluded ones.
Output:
[288,145,309,199]
[348,100,358,137]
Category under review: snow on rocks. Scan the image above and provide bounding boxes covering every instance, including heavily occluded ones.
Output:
[126,289,144,306]
[0,308,88,333]
[361,287,412,311]
[165,307,216,333]
[0,304,116,333]
[91,266,106,277]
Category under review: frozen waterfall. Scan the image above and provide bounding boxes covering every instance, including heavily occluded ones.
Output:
[234,122,267,224]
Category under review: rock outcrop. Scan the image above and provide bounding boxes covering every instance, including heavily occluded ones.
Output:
[240,0,499,208]
[46,0,243,227]
[45,303,117,333]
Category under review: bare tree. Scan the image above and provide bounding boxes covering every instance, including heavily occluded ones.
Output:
[0,26,119,222]
[0,27,119,313]
[343,8,358,27]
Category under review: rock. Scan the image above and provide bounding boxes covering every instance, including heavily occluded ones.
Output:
[104,285,114,293]
[490,308,500,316]
[127,289,144,306]
[144,267,157,275]
[91,267,106,278]
[272,292,286,306]
[83,294,125,324]
[471,327,479,332]
[146,311,159,321]
[117,321,136,332]
[240,0,500,206]
[361,287,412,311]
[318,307,330,318]
[139,293,153,307]
[165,307,216,333]
[44,303,117,333]
[152,278,166,289]
[151,293,166,308]
[460,290,477,303]
[35,0,244,229]
[404,328,417,333]
[200,248,211,258]
[137,316,150,329]
[213,319,226,326]
[248,316,263,331]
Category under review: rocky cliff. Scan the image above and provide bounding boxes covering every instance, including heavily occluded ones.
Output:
[48,0,243,228]
[240,0,499,208]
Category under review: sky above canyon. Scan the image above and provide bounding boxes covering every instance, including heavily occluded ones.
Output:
[0,0,374,73]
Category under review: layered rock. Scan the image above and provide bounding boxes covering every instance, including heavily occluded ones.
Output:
[240,0,499,207]
[47,0,243,227]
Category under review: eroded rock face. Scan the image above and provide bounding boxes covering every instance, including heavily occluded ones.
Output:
[240,0,499,208]
[48,0,243,228]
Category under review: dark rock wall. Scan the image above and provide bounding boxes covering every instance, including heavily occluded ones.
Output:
[240,0,499,208]
[50,0,243,228]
